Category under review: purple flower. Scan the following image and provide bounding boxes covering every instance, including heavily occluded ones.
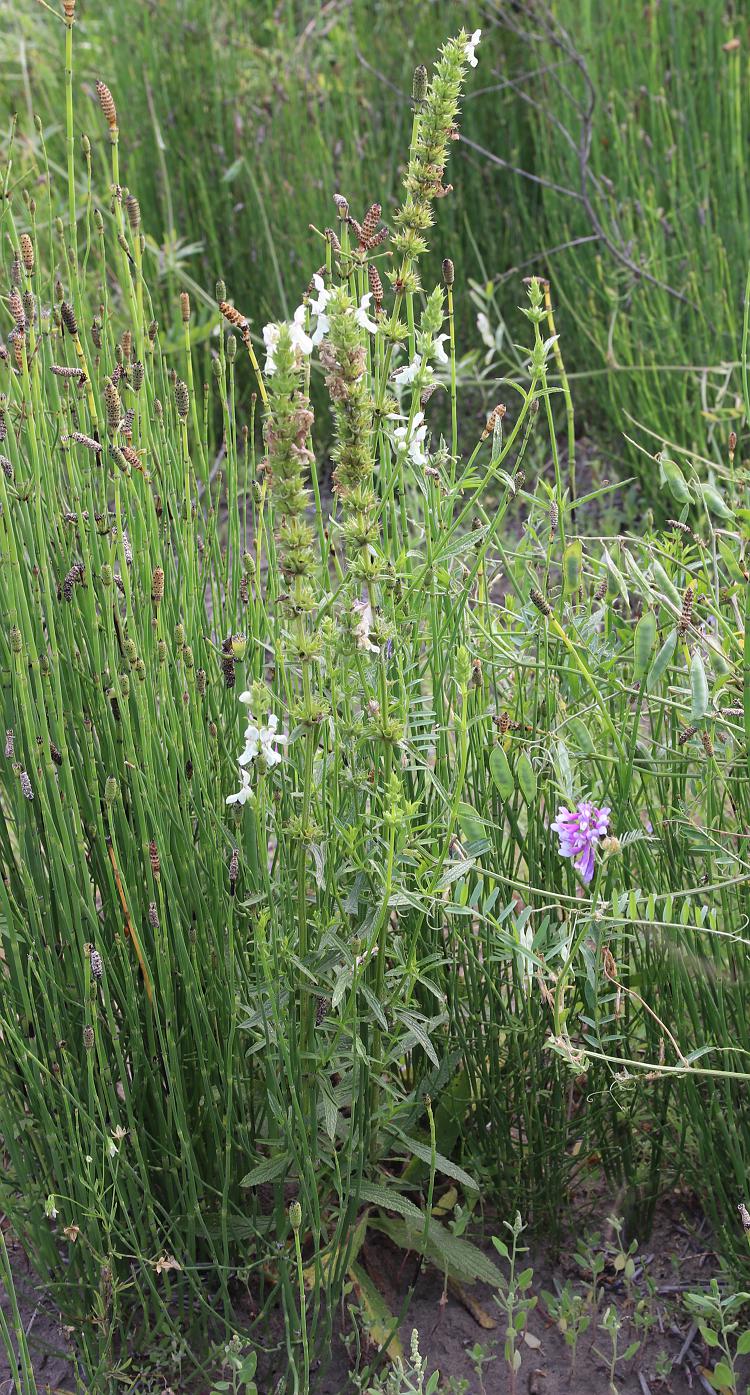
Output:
[551,801,610,885]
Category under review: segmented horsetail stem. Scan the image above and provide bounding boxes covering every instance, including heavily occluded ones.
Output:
[89,947,103,980]
[96,79,117,130]
[60,302,78,337]
[180,292,191,323]
[368,263,384,308]
[4,729,13,759]
[442,257,454,286]
[8,288,25,331]
[228,847,239,894]
[530,588,552,617]
[125,194,141,230]
[19,233,34,274]
[149,839,160,879]
[678,585,694,635]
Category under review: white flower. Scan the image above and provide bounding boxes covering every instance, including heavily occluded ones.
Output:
[305,275,331,345]
[352,599,379,653]
[263,322,281,375]
[44,1196,58,1220]
[289,304,313,358]
[393,410,429,467]
[476,312,494,350]
[226,769,253,806]
[431,333,450,365]
[393,354,423,386]
[465,28,481,67]
[238,713,287,770]
[354,292,378,334]
[107,1137,118,1158]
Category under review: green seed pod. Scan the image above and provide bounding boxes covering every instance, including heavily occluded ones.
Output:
[516,751,537,803]
[646,629,677,693]
[135,657,146,682]
[183,645,194,670]
[489,744,514,800]
[690,650,709,723]
[568,716,595,754]
[119,673,130,700]
[650,559,681,609]
[100,563,113,588]
[563,540,582,596]
[658,455,690,505]
[700,481,734,522]
[157,639,167,664]
[123,637,137,665]
[104,775,118,805]
[175,623,185,648]
[633,610,657,682]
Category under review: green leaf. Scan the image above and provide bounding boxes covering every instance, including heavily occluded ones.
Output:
[358,1180,426,1226]
[736,1330,750,1355]
[489,745,514,800]
[240,1153,289,1187]
[700,1325,720,1347]
[392,1130,480,1193]
[709,1360,735,1390]
[374,1215,503,1288]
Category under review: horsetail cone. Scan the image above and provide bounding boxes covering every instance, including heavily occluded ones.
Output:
[442,257,455,286]
[96,79,118,131]
[174,379,190,419]
[125,194,141,231]
[89,948,103,980]
[180,292,191,324]
[19,233,34,273]
[8,288,25,331]
[61,302,78,337]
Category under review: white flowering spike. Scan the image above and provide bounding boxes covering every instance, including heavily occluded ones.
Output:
[393,410,429,467]
[354,292,378,334]
[431,333,450,364]
[289,304,314,357]
[226,769,253,806]
[262,322,281,375]
[352,599,379,653]
[238,713,287,770]
[465,28,481,66]
[393,354,423,386]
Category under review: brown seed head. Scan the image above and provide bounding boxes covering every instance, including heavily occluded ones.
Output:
[8,288,25,331]
[530,588,552,618]
[677,585,694,636]
[367,263,384,308]
[442,257,455,287]
[219,300,248,331]
[180,291,191,324]
[149,839,160,879]
[125,193,141,230]
[60,301,78,337]
[151,566,164,604]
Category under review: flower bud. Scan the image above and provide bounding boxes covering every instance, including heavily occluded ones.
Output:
[289,1201,302,1231]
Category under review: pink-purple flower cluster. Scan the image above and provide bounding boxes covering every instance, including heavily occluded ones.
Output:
[551,801,610,885]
